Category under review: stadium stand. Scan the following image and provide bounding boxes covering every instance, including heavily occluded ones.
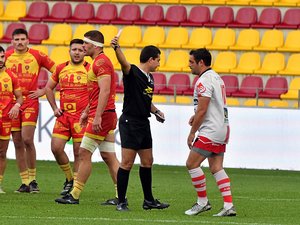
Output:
[182,28,212,49]
[251,8,281,28]
[118,26,142,47]
[274,0,300,6]
[259,77,288,98]
[99,25,118,46]
[231,52,261,74]
[268,100,289,108]
[111,4,141,25]
[42,2,72,23]
[281,78,300,100]
[135,26,165,47]
[180,6,210,27]
[243,99,265,107]
[253,29,284,51]
[152,72,167,94]
[228,7,257,28]
[157,5,187,26]
[159,50,189,72]
[212,51,237,73]
[183,76,198,96]
[20,1,49,22]
[159,73,191,95]
[275,9,300,29]
[42,24,72,46]
[65,3,95,24]
[134,5,164,25]
[37,69,49,89]
[231,76,263,98]
[254,53,285,75]
[0,22,25,43]
[0,1,26,21]
[170,96,193,104]
[88,3,117,24]
[206,28,236,50]
[28,24,49,44]
[72,24,95,40]
[159,27,189,49]
[50,46,70,64]
[226,97,240,106]
[221,75,239,97]
[277,30,300,52]
[230,29,260,50]
[280,54,300,76]
[204,6,234,27]
[31,45,49,55]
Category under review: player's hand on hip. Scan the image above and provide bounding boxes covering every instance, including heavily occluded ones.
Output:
[187,133,195,149]
[54,108,63,117]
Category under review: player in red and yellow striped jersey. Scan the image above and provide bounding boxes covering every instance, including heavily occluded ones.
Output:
[5,29,56,193]
[0,46,23,193]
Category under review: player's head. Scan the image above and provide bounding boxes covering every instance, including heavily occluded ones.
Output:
[0,46,5,69]
[11,28,29,53]
[189,48,212,75]
[69,39,85,65]
[140,45,161,72]
[83,30,104,57]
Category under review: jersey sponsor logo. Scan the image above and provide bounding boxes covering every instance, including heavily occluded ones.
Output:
[95,58,105,67]
[74,123,82,133]
[24,59,33,64]
[25,113,31,119]
[64,103,76,113]
[197,82,206,93]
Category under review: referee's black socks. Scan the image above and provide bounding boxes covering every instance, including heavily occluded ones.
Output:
[117,168,130,203]
[139,166,154,202]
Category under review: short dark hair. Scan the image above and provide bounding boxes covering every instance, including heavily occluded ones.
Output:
[189,48,212,66]
[140,45,161,63]
[69,38,84,47]
[0,46,5,53]
[84,30,104,45]
[12,28,28,38]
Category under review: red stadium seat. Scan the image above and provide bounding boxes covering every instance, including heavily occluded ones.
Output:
[160,73,190,95]
[181,6,210,27]
[42,2,72,23]
[275,9,300,29]
[221,75,239,97]
[88,4,117,24]
[183,76,198,96]
[152,73,167,94]
[228,7,257,28]
[231,76,263,98]
[134,5,164,25]
[259,77,288,99]
[204,6,234,27]
[65,3,94,23]
[111,4,141,25]
[0,22,26,43]
[252,8,281,29]
[115,72,124,93]
[157,6,187,26]
[28,24,49,44]
[38,69,49,89]
[20,2,49,22]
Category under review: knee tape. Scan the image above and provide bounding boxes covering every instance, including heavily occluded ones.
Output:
[99,141,115,153]
[80,136,99,153]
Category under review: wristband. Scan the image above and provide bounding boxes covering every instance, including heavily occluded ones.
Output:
[15,102,21,107]
[114,45,120,51]
[154,110,160,114]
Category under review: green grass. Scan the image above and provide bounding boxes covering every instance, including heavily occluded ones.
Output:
[0,160,299,225]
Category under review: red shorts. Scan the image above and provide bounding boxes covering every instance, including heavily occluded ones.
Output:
[84,111,117,141]
[0,118,12,140]
[11,99,39,131]
[193,136,226,154]
[52,113,85,142]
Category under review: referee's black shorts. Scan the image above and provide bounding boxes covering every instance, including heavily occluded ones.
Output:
[119,114,152,150]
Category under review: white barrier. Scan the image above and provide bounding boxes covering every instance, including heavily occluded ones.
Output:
[6,100,300,171]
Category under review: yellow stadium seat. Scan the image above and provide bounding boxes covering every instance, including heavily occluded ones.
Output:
[274,0,300,6]
[203,0,226,4]
[170,96,193,104]
[230,29,260,51]
[0,22,3,39]
[159,50,166,68]
[159,27,188,49]
[280,78,300,100]
[0,1,26,21]
[227,0,254,6]
[123,48,140,68]
[268,100,289,108]
[152,95,168,103]
[277,30,300,52]
[99,25,118,47]
[84,56,93,64]
[292,101,299,108]
[254,53,285,75]
[50,46,70,64]
[159,50,189,72]
[250,0,278,5]
[156,0,179,3]
[206,28,236,50]
[226,98,240,106]
[104,48,120,70]
[182,28,212,49]
[88,0,110,2]
[135,26,165,48]
[180,0,203,4]
[212,52,237,73]
[72,24,95,41]
[118,26,142,48]
[280,54,300,76]
[30,45,49,55]
[42,24,72,45]
[231,52,261,74]
[0,2,4,17]
[253,30,284,51]
[111,0,133,2]
[243,99,265,107]
[134,0,156,3]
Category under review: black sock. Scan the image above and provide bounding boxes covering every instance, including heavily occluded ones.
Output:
[139,166,154,202]
[117,167,130,204]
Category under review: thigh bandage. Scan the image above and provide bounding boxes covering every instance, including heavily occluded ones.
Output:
[80,136,99,153]
[99,141,115,153]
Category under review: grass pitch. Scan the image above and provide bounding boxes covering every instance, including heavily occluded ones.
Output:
[0,160,299,225]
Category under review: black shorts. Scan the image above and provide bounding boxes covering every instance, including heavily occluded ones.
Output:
[119,114,152,150]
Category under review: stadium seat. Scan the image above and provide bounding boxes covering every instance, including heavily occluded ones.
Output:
[159,50,189,72]
[275,9,300,29]
[250,0,278,6]
[0,2,3,17]
[182,28,212,49]
[230,29,260,51]
[231,52,261,74]
[123,48,140,66]
[212,52,237,73]
[203,0,227,4]
[159,27,189,49]
[221,75,239,97]
[227,7,257,28]
[65,3,94,23]
[254,53,285,75]
[170,96,193,104]
[152,72,167,94]
[152,95,167,104]
[274,0,300,6]
[251,8,281,29]
[20,1,49,22]
[0,22,25,43]
[134,5,164,25]
[135,26,165,48]
[111,4,141,25]
[280,54,300,76]
[50,46,70,64]
[160,73,190,95]
[31,45,49,55]
[0,23,3,39]
[268,100,289,108]
[88,3,117,24]
[227,0,255,5]
[0,1,26,21]
[72,24,95,41]
[280,78,300,100]
[42,24,72,45]
[277,30,300,52]
[114,72,124,93]
[28,24,49,44]
[38,69,49,89]
[231,76,263,98]
[183,76,198,96]
[43,2,72,23]
[204,7,234,27]
[159,50,166,68]
[180,0,204,3]
[226,98,240,106]
[259,77,288,99]
[134,0,156,3]
[243,99,265,107]
[99,25,118,46]
[253,30,284,51]
[118,26,142,47]
[180,6,210,27]
[156,0,179,3]
[206,28,236,50]
[104,48,120,70]
[157,6,187,26]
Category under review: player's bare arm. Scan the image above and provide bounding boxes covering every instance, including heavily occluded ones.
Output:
[28,88,46,99]
[45,79,63,117]
[8,89,23,119]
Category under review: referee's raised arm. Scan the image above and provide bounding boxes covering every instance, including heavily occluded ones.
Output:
[111,36,131,75]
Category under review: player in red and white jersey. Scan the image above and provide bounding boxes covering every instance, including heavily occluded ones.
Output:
[5,28,56,193]
[185,48,236,217]
[0,46,23,193]
[55,30,119,205]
